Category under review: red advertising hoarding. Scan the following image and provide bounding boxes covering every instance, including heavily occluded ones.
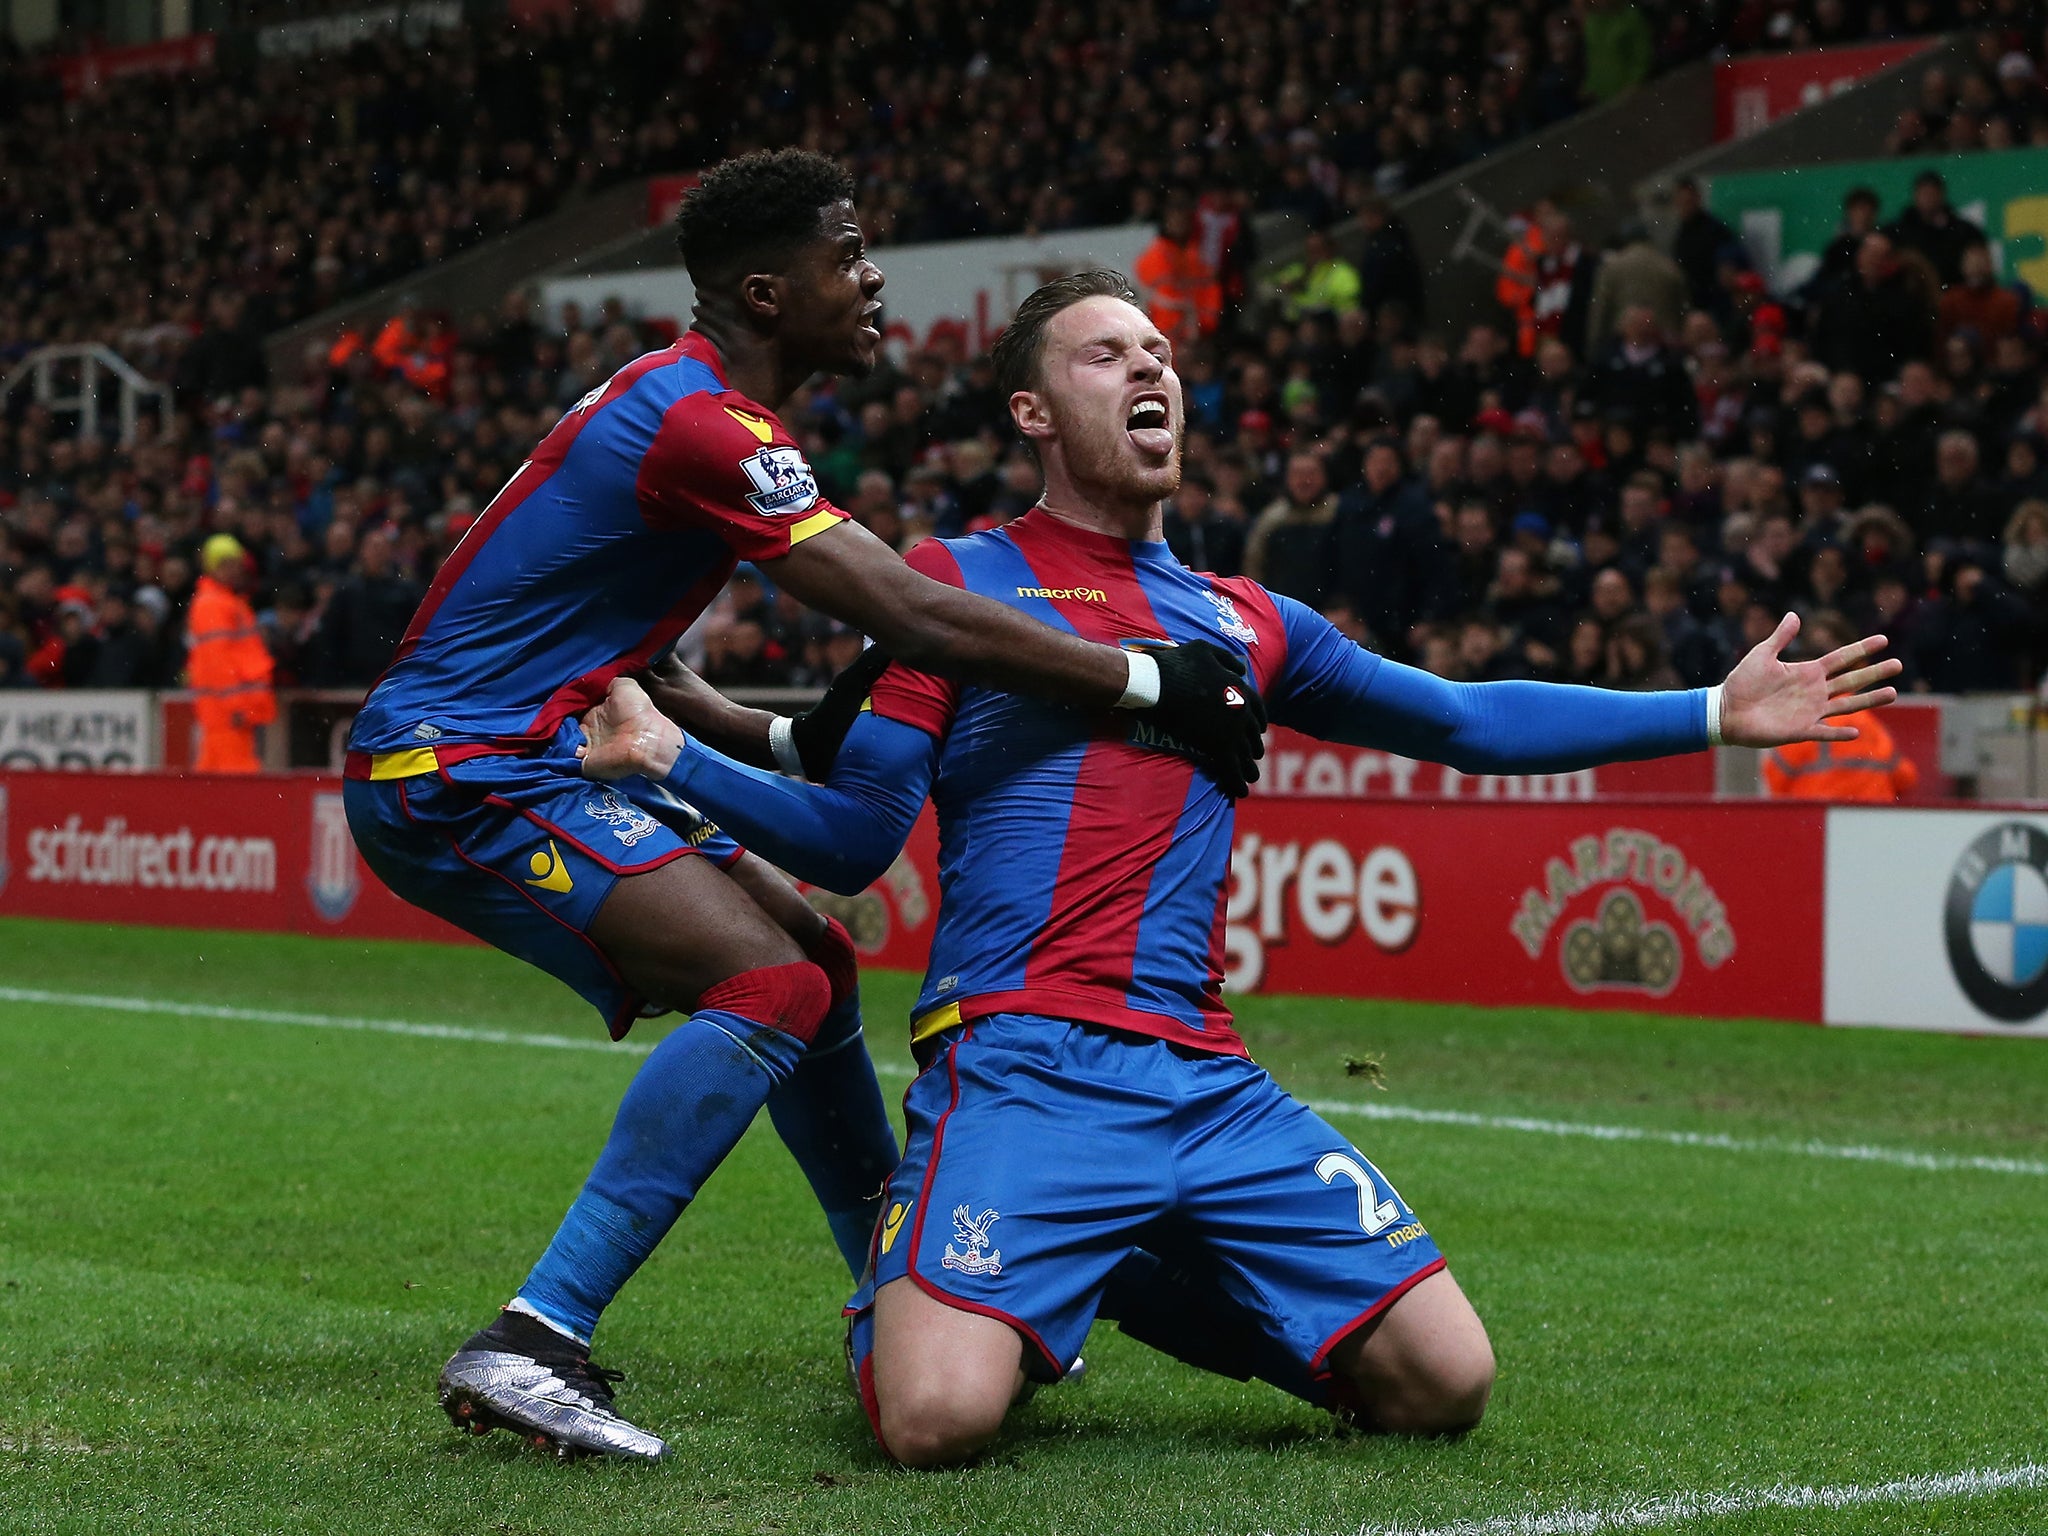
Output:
[646,174,702,229]
[52,34,217,99]
[799,797,1826,1025]
[1214,797,1824,1022]
[0,770,465,944]
[1714,40,1929,140]
[0,772,1829,1025]
[1253,726,1716,801]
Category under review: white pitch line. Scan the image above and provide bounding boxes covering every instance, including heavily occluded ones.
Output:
[1291,1096,2048,1178]
[0,985,656,1059]
[1341,1461,2048,1536]
[5,984,2044,1179]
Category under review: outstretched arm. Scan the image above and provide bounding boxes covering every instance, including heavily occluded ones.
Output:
[578,677,934,895]
[1274,602,1899,772]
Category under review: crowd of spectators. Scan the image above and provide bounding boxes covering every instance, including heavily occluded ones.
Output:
[9,143,2048,708]
[1886,22,2048,155]
[5,0,1908,387]
[2,4,2042,719]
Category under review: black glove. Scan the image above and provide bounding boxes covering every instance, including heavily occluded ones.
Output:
[789,643,894,780]
[1138,640,1267,797]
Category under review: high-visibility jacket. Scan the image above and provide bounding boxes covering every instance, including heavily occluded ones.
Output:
[1134,235,1222,344]
[1274,256,1364,320]
[370,315,454,398]
[1762,715,1917,802]
[186,574,276,774]
[1497,221,1549,356]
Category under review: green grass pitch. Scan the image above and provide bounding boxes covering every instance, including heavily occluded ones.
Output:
[2,915,2045,1535]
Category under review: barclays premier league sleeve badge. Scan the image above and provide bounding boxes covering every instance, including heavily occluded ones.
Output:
[1945,822,2048,1023]
[739,445,821,516]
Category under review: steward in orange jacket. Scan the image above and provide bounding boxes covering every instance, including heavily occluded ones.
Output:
[1762,714,1917,802]
[186,534,276,774]
[1135,203,1222,346]
[1496,215,1549,357]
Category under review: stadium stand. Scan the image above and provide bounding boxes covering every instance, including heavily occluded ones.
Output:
[0,4,2029,712]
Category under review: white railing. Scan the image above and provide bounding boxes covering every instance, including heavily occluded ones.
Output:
[0,345,174,445]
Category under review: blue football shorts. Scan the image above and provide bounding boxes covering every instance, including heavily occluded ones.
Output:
[845,1013,1446,1426]
[344,720,744,1037]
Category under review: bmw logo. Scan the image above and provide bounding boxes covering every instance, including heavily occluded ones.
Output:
[1945,822,2048,1023]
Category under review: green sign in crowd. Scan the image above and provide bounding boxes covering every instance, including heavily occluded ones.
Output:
[1708,146,2048,290]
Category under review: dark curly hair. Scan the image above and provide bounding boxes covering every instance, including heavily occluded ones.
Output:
[990,269,1139,403]
[675,149,856,288]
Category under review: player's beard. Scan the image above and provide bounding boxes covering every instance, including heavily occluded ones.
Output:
[1050,396,1183,512]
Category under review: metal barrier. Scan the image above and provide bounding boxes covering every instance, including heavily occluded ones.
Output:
[1,345,173,445]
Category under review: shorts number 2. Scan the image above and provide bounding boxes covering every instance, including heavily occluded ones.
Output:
[1316,1151,1403,1236]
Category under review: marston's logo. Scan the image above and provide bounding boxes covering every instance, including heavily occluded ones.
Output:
[1511,828,1734,992]
[1560,888,1681,995]
[1944,821,2048,1023]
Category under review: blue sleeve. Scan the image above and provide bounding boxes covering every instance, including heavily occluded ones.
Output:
[661,711,937,895]
[1268,595,1708,773]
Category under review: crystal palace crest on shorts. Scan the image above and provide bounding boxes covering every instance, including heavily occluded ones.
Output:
[584,789,661,849]
[940,1205,1003,1276]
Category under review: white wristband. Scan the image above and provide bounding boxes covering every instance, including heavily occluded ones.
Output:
[1704,685,1724,747]
[1116,650,1162,710]
[769,714,806,778]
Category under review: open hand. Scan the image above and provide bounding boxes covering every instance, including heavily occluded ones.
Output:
[577,677,684,780]
[1719,612,1901,749]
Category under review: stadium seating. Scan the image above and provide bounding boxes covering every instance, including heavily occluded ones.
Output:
[0,4,2029,708]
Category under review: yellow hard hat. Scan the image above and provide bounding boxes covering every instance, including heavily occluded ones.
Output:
[201,533,248,573]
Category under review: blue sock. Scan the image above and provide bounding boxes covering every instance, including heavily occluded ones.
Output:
[515,1009,803,1342]
[766,986,900,1277]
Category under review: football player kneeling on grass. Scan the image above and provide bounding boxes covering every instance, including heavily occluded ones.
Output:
[578,271,1900,1463]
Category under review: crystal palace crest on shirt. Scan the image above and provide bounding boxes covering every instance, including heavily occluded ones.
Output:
[1206,588,1258,645]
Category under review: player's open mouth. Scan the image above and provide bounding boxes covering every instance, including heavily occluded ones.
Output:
[1126,393,1172,455]
[858,304,882,341]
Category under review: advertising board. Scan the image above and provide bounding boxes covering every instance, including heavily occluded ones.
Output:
[0,771,462,943]
[1709,146,2048,292]
[1825,807,2048,1037]
[22,772,2045,1041]
[0,692,155,770]
[801,798,1825,1024]
[1254,727,1715,801]
[51,33,217,98]
[1713,41,1930,141]
[541,225,1156,359]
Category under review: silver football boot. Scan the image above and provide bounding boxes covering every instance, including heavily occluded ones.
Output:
[438,1310,668,1461]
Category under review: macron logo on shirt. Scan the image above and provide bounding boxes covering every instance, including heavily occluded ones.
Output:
[1016,584,1107,602]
